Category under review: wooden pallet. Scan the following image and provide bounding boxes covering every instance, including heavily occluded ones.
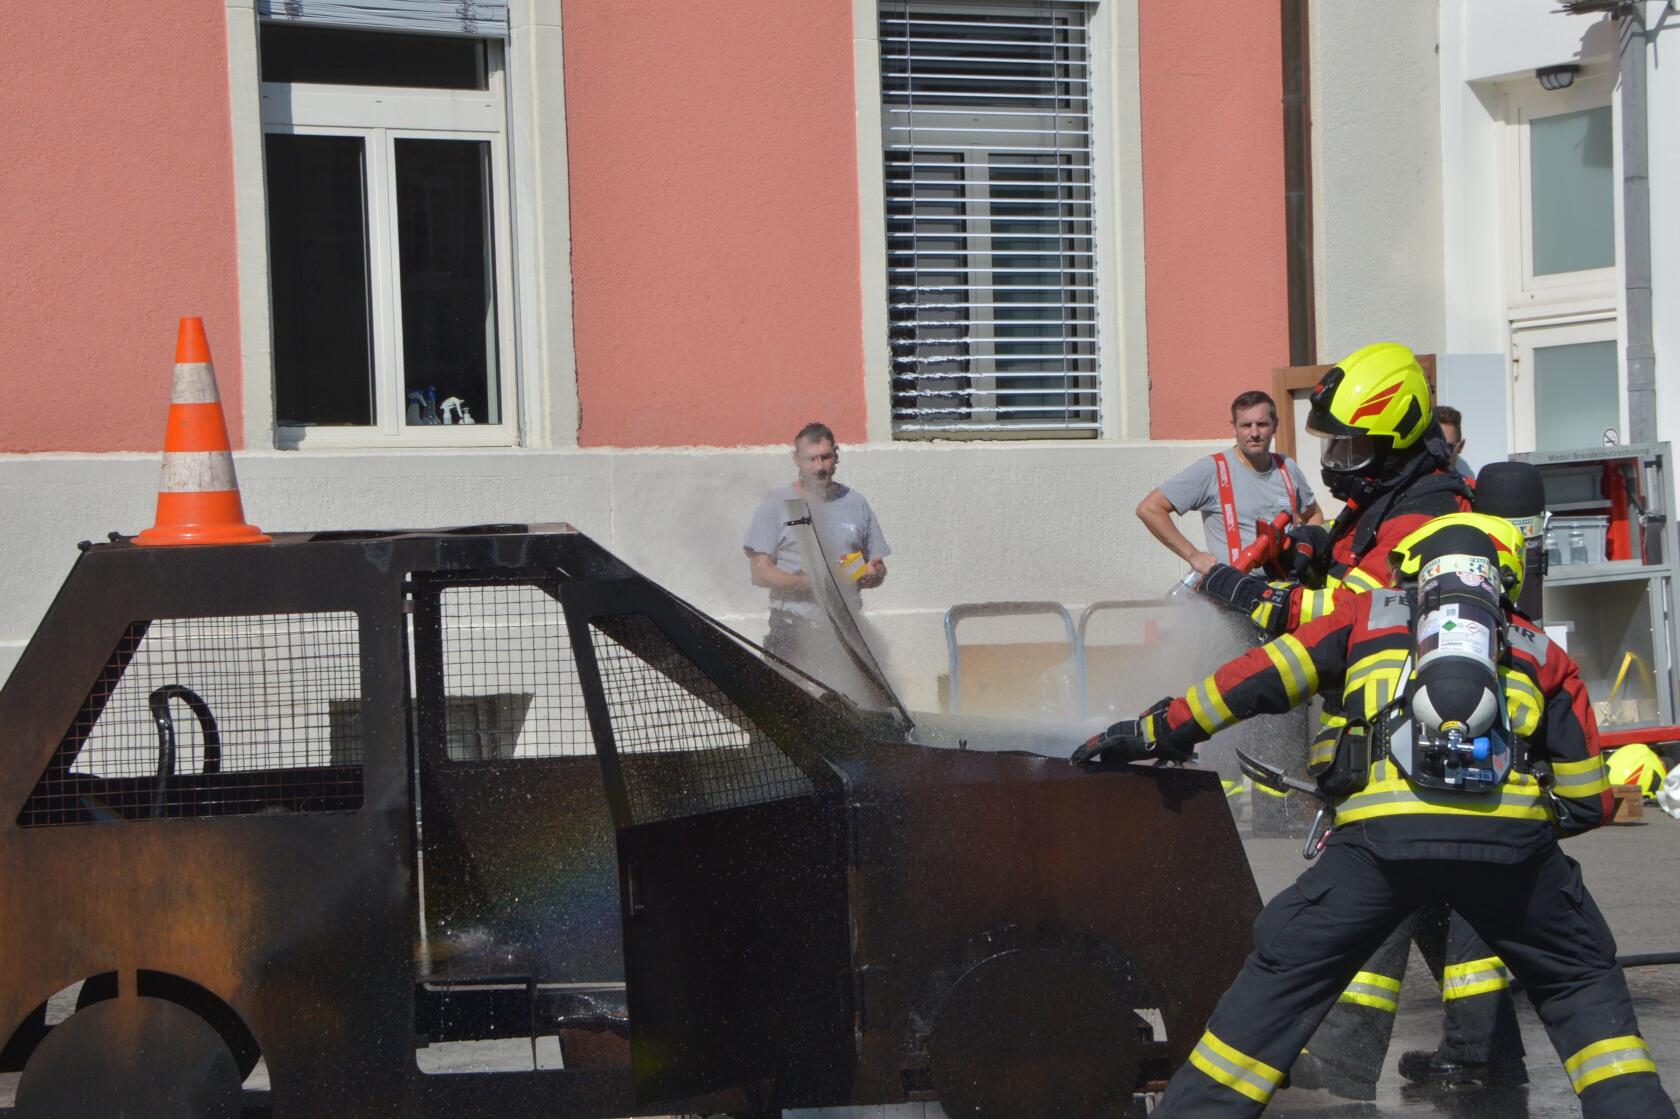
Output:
[1611,783,1645,823]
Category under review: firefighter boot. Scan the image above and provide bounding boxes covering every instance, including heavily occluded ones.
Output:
[1288,1050,1377,1101]
[1398,1049,1528,1089]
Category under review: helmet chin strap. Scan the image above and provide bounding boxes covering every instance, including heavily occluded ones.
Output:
[1325,469,1380,505]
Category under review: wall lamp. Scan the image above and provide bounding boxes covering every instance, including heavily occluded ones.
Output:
[1536,63,1582,90]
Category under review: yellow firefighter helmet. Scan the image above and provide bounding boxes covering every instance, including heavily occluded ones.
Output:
[1305,343,1435,474]
[1390,512,1529,604]
[1607,743,1666,800]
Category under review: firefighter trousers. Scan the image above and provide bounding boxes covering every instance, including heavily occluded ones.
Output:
[1305,901,1523,1083]
[1156,838,1673,1118]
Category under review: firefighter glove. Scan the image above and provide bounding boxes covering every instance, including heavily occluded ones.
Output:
[1071,698,1185,765]
[1278,524,1330,581]
[1198,564,1292,638]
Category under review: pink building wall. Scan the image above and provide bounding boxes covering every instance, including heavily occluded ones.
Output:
[0,2,244,453]
[0,3,1294,453]
[1138,1,1290,439]
[562,2,867,448]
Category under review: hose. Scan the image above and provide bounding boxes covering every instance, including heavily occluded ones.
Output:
[148,684,222,818]
[1618,951,1680,968]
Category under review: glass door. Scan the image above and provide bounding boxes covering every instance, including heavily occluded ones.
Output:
[1511,318,1621,452]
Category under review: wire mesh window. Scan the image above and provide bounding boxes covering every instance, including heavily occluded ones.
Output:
[437,583,592,760]
[590,615,813,825]
[19,613,363,827]
[882,0,1101,436]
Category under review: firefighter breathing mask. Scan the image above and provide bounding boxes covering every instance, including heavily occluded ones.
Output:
[1382,518,1522,793]
[1320,433,1380,473]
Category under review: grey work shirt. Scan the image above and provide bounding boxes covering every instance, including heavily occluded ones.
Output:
[744,483,891,621]
[1158,450,1315,561]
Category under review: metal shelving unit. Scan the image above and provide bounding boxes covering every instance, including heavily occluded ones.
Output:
[1514,443,1679,740]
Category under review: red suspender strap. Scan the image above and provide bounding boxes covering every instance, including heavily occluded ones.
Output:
[1213,453,1242,564]
[1274,453,1300,520]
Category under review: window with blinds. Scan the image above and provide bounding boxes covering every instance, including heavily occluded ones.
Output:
[881,1,1100,437]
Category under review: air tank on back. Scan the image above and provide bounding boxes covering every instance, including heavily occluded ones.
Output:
[1404,522,1512,790]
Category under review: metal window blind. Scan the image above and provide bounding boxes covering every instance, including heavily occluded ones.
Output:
[257,1,507,37]
[881,1,1101,436]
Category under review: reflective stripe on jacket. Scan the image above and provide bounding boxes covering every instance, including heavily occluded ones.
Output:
[1279,477,1471,632]
[1158,590,1612,859]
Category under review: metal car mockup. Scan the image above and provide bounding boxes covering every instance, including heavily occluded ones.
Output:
[0,523,1258,1116]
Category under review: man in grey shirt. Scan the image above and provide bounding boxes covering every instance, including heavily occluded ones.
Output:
[1437,405,1475,481]
[744,422,890,678]
[1135,390,1322,837]
[1137,390,1322,572]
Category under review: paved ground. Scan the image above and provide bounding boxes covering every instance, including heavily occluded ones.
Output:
[1246,813,1680,1118]
[797,815,1680,1120]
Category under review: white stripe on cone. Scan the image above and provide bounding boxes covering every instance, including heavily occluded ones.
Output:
[170,362,221,404]
[159,451,238,493]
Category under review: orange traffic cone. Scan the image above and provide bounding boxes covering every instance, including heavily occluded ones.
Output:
[135,317,269,546]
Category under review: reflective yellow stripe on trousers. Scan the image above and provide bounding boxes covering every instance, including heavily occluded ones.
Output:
[1188,1030,1285,1105]
[1442,956,1510,1001]
[1338,969,1401,1013]
[1565,1035,1657,1094]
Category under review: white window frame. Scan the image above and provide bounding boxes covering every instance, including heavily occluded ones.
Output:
[1510,313,1623,452]
[259,49,519,448]
[1501,72,1618,315]
[853,0,1147,442]
[1496,69,1622,456]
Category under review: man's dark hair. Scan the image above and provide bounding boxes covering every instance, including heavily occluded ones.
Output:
[794,421,836,449]
[1435,405,1463,428]
[1230,391,1277,424]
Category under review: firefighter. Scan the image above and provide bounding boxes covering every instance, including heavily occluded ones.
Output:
[1196,341,1472,645]
[1191,342,1481,1097]
[1197,343,1472,854]
[1382,460,1553,1095]
[1075,513,1674,1118]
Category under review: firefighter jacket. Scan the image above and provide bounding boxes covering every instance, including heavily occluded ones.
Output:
[1265,471,1472,633]
[1257,471,1473,761]
[1158,587,1612,862]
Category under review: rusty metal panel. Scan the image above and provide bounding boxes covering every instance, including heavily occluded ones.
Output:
[561,579,854,1106]
[0,526,1259,1117]
[838,743,1258,1112]
[613,799,853,1106]
[0,529,647,1116]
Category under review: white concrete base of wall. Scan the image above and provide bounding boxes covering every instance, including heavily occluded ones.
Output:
[0,441,1228,714]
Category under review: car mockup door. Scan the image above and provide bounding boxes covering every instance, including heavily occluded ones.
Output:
[561,578,855,1107]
